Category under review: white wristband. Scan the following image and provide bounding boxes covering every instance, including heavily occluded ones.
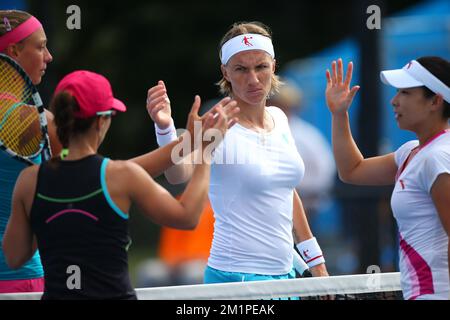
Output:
[155,120,177,146]
[296,237,325,268]
[293,249,309,275]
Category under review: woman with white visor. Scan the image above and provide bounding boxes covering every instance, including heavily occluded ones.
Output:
[325,56,450,300]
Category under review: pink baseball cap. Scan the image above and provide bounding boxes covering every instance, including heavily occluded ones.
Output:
[54,70,127,118]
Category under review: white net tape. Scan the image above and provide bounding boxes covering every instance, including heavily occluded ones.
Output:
[0,272,401,300]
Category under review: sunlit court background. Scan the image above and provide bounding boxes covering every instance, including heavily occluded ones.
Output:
[1,0,449,287]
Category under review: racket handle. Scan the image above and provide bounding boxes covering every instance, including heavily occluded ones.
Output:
[302,269,313,278]
[42,147,52,161]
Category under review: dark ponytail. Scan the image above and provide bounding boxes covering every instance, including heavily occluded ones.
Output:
[417,56,450,119]
[49,91,96,148]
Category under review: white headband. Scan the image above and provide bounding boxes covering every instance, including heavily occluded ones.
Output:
[380,60,450,103]
[220,33,275,65]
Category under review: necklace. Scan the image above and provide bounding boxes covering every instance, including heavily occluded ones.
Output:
[238,111,273,132]
[238,111,273,145]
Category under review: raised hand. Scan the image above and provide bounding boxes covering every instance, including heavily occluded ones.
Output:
[203,98,239,137]
[146,80,172,129]
[185,96,239,145]
[325,58,360,115]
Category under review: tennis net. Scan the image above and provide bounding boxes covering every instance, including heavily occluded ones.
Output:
[0,272,402,300]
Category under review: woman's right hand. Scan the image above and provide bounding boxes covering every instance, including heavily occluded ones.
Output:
[146,80,172,129]
[325,58,360,115]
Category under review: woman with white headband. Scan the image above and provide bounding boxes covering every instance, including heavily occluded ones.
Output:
[325,56,450,300]
[147,21,329,286]
[0,9,59,294]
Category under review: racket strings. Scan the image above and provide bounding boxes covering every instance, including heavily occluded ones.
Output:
[0,102,42,156]
[1,61,43,157]
[0,63,33,102]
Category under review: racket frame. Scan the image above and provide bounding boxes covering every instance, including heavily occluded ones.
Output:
[0,53,52,165]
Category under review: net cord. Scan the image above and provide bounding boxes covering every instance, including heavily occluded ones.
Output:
[0,272,401,300]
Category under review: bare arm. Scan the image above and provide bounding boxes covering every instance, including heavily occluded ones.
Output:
[120,105,231,229]
[120,159,210,229]
[325,59,397,185]
[144,81,192,183]
[2,166,39,269]
[292,190,313,243]
[130,138,187,178]
[431,173,450,286]
[331,112,398,185]
[45,110,63,158]
[292,190,328,277]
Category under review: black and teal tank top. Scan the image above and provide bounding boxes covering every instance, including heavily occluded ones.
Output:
[30,154,136,300]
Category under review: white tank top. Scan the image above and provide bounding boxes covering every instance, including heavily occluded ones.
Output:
[391,131,450,300]
[208,107,305,275]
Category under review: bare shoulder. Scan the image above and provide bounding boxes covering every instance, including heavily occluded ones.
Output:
[14,164,40,203]
[18,164,39,182]
[107,159,143,172]
[105,159,148,181]
[104,159,157,201]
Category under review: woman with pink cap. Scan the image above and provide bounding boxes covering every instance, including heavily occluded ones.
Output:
[0,9,239,294]
[325,57,450,299]
[2,69,233,299]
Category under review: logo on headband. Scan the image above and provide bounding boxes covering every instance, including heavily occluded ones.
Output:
[406,61,412,69]
[242,36,253,47]
[3,17,12,32]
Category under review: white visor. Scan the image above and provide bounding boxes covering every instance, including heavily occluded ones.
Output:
[220,33,275,65]
[380,60,450,103]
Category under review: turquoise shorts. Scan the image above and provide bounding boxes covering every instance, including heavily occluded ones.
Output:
[204,265,296,283]
[204,266,298,300]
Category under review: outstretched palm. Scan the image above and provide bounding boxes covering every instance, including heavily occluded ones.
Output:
[325,59,360,115]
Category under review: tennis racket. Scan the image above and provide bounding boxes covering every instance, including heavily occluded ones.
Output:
[0,53,52,165]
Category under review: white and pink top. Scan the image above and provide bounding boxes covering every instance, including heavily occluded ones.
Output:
[391,130,450,300]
